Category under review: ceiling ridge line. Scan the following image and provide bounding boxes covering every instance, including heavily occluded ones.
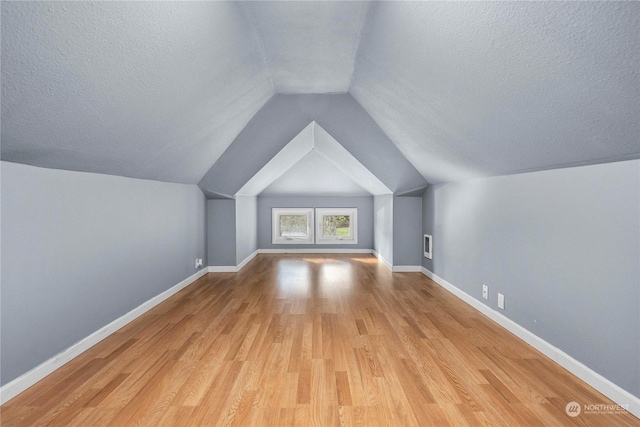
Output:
[346,1,374,94]
[240,2,276,93]
[182,77,274,149]
[144,77,274,171]
[351,58,484,170]
[311,122,392,195]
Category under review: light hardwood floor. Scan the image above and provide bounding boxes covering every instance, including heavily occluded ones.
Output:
[1,254,637,426]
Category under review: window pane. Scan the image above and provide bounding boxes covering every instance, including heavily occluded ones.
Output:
[322,215,351,238]
[280,215,307,237]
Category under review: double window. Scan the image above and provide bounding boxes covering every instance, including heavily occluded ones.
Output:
[272,207,358,245]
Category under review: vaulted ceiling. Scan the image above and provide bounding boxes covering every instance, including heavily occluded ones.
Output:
[2,2,638,193]
[238,121,391,197]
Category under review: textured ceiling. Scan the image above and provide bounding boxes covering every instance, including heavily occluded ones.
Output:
[245,1,368,93]
[2,1,638,189]
[1,2,273,183]
[351,1,640,183]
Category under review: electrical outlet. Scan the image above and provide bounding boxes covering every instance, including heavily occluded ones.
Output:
[482,284,488,300]
[498,293,505,310]
[195,258,203,268]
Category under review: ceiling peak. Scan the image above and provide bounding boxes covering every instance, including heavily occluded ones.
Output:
[237,121,391,197]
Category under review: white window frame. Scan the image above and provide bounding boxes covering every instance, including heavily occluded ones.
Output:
[272,208,314,245]
[424,234,432,259]
[315,208,358,245]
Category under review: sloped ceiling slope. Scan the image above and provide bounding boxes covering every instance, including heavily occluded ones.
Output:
[1,2,273,183]
[199,94,426,198]
[246,1,368,93]
[351,1,640,183]
[2,2,638,187]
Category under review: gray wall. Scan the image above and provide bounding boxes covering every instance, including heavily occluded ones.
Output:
[207,199,236,266]
[235,195,258,263]
[373,194,393,264]
[422,159,640,397]
[393,197,423,266]
[199,94,427,197]
[1,162,207,386]
[258,195,373,249]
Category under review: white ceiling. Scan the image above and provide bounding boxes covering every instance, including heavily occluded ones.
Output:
[2,1,638,188]
[261,150,370,196]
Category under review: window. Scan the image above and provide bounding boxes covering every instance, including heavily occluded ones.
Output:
[272,208,314,244]
[316,208,358,245]
[271,207,358,245]
[424,234,432,259]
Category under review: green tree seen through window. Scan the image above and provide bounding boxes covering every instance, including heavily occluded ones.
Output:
[322,215,350,237]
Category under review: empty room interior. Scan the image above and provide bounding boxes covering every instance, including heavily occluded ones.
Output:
[1,2,639,426]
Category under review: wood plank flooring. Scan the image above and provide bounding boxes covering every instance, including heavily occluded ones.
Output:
[2,254,637,426]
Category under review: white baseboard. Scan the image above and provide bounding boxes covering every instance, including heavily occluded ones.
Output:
[207,266,238,273]
[258,248,374,254]
[237,250,258,270]
[421,267,640,419]
[372,250,392,270]
[207,250,259,273]
[0,267,209,405]
[392,265,422,272]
